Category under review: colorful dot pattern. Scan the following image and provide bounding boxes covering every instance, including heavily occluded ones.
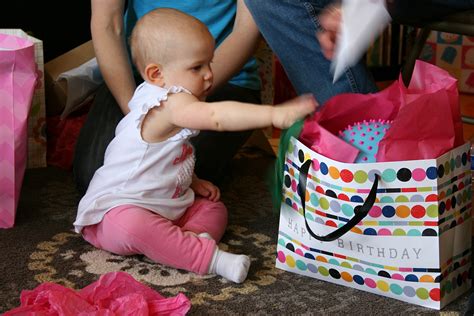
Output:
[277,246,471,303]
[278,234,470,287]
[286,158,470,191]
[278,231,471,274]
[284,194,471,237]
[282,158,472,231]
[439,208,471,235]
[283,171,471,206]
[283,181,471,222]
[279,139,473,307]
[283,169,471,219]
[300,205,439,237]
[338,119,392,163]
[287,137,470,185]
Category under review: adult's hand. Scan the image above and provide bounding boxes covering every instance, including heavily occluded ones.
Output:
[316,4,342,60]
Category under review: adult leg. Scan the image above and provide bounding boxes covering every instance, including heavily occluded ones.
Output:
[245,0,378,106]
[191,83,261,185]
[73,83,124,196]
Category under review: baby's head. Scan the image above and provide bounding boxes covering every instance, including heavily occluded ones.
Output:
[130,8,215,98]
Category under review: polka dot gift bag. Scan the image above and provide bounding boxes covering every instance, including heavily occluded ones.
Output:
[275,60,471,310]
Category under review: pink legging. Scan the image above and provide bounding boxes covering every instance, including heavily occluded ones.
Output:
[82,198,227,275]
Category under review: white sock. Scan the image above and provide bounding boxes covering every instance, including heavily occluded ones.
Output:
[208,248,250,283]
[198,232,213,240]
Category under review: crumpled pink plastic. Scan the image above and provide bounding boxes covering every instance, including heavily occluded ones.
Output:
[4,271,191,315]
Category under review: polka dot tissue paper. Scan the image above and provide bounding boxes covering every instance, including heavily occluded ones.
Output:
[276,60,471,310]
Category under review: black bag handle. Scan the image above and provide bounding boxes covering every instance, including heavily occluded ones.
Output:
[297,160,379,242]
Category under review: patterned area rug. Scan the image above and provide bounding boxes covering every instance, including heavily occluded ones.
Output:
[0,149,472,314]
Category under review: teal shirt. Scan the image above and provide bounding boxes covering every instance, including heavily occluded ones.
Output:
[124,0,260,91]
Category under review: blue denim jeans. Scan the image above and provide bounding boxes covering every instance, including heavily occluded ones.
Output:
[245,0,379,106]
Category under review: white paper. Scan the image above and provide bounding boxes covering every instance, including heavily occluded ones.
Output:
[331,0,391,82]
[58,57,103,118]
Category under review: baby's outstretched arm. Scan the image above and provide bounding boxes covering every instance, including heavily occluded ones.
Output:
[167,93,317,131]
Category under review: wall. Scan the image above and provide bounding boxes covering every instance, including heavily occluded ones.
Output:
[2,2,92,62]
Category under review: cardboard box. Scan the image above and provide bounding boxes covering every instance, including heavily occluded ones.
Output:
[44,40,95,116]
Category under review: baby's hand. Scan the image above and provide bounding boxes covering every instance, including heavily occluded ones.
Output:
[272,94,317,129]
[191,177,220,202]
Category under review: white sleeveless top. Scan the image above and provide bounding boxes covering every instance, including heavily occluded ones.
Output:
[74,82,199,233]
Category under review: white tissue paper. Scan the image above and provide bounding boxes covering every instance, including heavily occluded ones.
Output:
[331,0,392,82]
[58,57,103,118]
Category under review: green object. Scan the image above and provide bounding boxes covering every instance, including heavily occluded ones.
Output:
[269,119,304,212]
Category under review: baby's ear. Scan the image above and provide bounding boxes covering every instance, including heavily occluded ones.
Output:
[145,63,165,86]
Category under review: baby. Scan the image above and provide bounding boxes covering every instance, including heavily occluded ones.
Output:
[74,8,316,283]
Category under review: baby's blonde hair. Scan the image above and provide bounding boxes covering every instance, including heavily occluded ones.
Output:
[130,8,212,73]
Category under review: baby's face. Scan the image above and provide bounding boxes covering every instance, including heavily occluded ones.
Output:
[162,33,215,100]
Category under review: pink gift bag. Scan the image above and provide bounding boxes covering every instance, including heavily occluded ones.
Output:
[0,34,38,228]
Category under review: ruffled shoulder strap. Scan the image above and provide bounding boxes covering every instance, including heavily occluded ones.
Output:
[129,82,199,139]
[130,82,189,113]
